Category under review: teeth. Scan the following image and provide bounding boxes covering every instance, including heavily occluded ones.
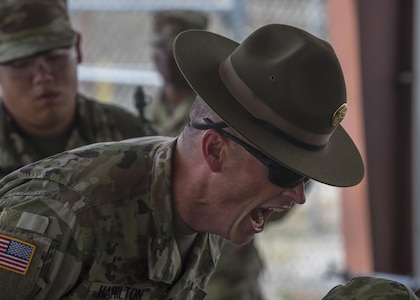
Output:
[251,208,288,230]
[251,208,264,228]
[269,208,285,213]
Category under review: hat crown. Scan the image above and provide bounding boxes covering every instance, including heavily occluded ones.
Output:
[0,0,75,63]
[230,24,346,135]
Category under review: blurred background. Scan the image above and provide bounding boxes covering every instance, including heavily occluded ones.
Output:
[67,0,420,298]
[70,0,328,114]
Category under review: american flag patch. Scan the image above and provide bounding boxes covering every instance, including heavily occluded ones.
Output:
[0,234,36,275]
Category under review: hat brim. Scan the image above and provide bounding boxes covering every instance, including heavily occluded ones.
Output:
[174,29,364,187]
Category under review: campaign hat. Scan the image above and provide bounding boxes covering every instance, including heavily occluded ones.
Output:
[174,24,364,187]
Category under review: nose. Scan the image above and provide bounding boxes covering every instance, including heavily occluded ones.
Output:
[288,181,306,205]
[32,57,53,83]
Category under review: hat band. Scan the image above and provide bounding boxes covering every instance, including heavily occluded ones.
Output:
[218,57,332,148]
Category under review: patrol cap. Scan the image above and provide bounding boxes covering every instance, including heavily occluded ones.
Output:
[322,277,419,299]
[174,24,364,187]
[0,0,77,64]
[151,10,208,49]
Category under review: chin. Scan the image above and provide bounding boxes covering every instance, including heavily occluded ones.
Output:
[230,235,255,246]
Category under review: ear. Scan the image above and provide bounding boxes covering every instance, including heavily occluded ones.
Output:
[201,130,225,172]
[74,33,83,63]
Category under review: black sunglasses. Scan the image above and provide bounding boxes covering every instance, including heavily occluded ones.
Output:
[189,118,308,188]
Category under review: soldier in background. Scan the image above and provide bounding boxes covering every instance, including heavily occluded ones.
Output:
[0,0,144,179]
[134,10,208,137]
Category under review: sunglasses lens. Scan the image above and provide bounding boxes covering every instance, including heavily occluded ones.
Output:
[190,118,308,188]
[268,163,307,188]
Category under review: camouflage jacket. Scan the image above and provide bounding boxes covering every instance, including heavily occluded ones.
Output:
[143,88,195,137]
[0,137,223,299]
[0,93,144,178]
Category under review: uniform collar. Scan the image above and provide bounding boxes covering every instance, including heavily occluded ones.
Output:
[147,138,182,283]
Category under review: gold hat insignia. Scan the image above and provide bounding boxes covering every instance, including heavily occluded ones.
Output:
[331,103,347,127]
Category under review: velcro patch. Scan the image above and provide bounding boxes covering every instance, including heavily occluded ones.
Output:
[0,234,36,275]
[0,224,57,299]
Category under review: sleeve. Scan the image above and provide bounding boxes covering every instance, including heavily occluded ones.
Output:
[0,194,88,299]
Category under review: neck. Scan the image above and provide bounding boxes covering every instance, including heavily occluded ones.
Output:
[172,133,209,233]
[14,116,74,136]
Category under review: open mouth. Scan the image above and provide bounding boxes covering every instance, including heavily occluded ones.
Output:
[250,207,285,231]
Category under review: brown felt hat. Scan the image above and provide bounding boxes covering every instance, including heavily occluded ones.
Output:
[173,24,364,187]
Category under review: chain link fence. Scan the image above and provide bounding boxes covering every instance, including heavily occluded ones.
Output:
[69,1,345,299]
[70,0,329,111]
[256,183,344,299]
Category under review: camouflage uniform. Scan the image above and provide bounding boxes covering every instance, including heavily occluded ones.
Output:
[0,94,144,179]
[0,137,224,299]
[143,88,195,136]
[323,277,420,299]
[205,242,264,300]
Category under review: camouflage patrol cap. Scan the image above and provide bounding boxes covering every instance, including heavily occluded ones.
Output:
[322,277,419,299]
[0,0,77,63]
[151,10,208,49]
